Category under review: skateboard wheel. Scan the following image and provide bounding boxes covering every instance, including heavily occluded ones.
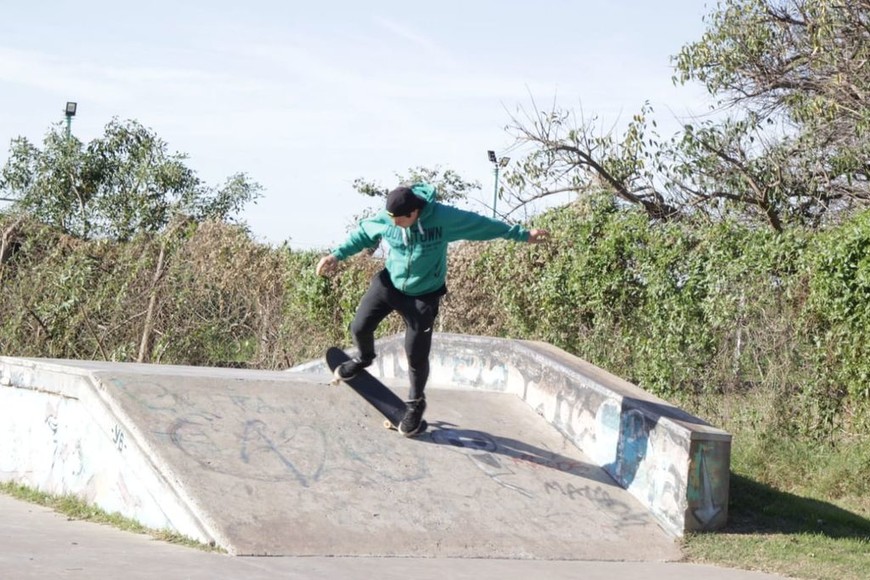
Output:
[383,419,394,429]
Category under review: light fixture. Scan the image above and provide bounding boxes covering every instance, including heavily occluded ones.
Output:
[487,150,510,218]
[63,101,77,137]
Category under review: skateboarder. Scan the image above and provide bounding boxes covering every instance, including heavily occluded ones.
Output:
[316,183,549,436]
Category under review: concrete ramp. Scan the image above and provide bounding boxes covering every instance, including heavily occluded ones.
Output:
[0,357,678,559]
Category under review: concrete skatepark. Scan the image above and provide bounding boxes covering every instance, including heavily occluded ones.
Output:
[0,333,786,578]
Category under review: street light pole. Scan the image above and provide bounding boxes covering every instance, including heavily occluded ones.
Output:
[487,150,510,218]
[64,102,77,137]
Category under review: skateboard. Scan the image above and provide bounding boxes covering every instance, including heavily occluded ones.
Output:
[325,347,427,434]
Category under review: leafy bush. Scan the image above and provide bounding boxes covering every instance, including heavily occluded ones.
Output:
[802,210,870,433]
[1,201,868,443]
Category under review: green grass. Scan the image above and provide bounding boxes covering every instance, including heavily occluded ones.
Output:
[0,481,223,552]
[682,414,870,580]
[684,474,870,579]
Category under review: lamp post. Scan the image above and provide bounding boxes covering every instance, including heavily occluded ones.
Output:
[487,150,510,218]
[64,102,77,137]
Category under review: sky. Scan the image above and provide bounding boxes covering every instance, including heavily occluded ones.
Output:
[0,0,715,251]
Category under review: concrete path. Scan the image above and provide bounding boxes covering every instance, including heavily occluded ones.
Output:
[0,494,788,580]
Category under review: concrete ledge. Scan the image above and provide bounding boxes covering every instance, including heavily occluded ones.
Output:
[299,333,731,536]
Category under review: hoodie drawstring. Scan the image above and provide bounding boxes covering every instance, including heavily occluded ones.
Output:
[401,219,425,247]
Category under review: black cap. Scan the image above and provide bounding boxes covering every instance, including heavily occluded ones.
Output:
[386,186,424,216]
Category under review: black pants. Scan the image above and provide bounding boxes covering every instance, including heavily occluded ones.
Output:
[350,269,444,401]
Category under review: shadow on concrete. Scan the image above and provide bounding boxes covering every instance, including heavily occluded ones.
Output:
[420,421,620,488]
[710,474,870,541]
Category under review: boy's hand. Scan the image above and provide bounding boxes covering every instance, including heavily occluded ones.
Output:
[316,255,338,276]
[527,229,550,244]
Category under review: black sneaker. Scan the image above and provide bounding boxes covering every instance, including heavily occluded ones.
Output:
[334,357,371,381]
[398,397,427,437]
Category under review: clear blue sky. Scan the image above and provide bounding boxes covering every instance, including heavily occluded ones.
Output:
[0,0,714,250]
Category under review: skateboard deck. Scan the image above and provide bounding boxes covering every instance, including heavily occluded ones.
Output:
[325,347,427,434]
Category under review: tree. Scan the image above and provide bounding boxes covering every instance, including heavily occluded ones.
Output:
[0,118,262,240]
[352,165,480,205]
[672,0,870,226]
[674,0,870,133]
[505,0,870,231]
[504,100,681,222]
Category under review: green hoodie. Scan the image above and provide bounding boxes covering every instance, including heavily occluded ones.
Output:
[332,183,530,296]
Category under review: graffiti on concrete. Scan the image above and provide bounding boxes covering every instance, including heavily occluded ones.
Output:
[430,427,534,497]
[692,447,721,525]
[543,481,652,528]
[166,411,332,486]
[521,378,702,534]
[605,407,650,487]
[320,335,732,534]
[149,388,429,486]
[428,426,632,503]
[112,424,127,453]
[422,425,654,529]
[687,442,728,528]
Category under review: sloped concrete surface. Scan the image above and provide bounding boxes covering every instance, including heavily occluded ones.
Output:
[1,357,680,559]
[81,368,678,558]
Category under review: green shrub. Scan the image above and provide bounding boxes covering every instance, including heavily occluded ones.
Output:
[1,203,868,443]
